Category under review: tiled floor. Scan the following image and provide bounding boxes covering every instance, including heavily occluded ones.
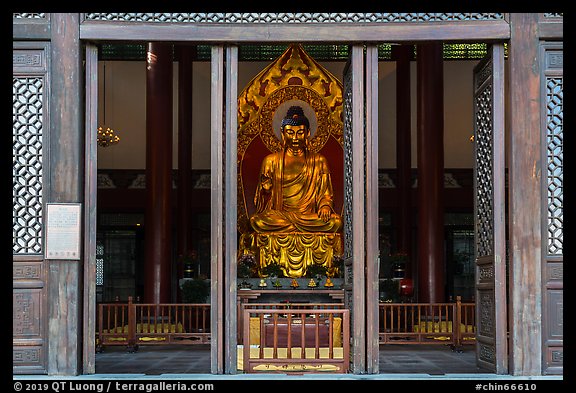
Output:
[95,344,484,376]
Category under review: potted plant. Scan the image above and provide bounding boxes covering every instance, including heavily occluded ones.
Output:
[306,263,328,285]
[379,278,400,302]
[181,278,210,303]
[330,255,344,278]
[261,262,284,278]
[237,252,256,289]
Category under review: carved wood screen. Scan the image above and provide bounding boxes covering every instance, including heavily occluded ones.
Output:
[13,41,50,374]
[540,42,563,375]
[473,43,507,374]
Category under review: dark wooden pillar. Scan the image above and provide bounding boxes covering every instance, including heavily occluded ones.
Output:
[508,13,542,375]
[176,45,195,299]
[416,43,445,303]
[392,44,413,278]
[144,42,173,304]
[47,12,82,375]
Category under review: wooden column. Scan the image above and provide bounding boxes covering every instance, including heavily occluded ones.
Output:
[416,43,445,303]
[365,44,380,374]
[224,45,238,374]
[392,44,413,277]
[210,45,225,374]
[177,45,194,297]
[508,13,542,376]
[144,42,173,304]
[48,12,82,376]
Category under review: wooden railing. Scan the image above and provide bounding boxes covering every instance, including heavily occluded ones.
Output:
[379,296,476,350]
[96,296,210,352]
[241,305,349,373]
[238,302,345,344]
[97,296,474,357]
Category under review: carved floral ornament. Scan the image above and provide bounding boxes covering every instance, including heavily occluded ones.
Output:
[237,43,343,162]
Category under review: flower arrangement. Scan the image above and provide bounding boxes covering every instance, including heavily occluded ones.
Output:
[330,255,344,278]
[261,262,284,278]
[237,252,257,278]
[306,263,327,278]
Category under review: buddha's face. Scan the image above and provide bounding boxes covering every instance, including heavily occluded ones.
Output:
[282,124,309,151]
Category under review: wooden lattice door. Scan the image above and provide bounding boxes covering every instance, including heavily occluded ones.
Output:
[472,43,508,374]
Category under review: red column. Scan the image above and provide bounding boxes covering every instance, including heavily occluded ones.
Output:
[144,42,173,304]
[392,44,413,278]
[416,43,445,303]
[177,45,195,297]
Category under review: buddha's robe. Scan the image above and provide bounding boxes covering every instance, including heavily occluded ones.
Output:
[250,150,342,233]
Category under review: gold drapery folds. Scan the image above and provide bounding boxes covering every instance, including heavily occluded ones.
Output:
[255,232,342,278]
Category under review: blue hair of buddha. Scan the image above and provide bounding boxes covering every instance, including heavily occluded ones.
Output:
[281,106,309,129]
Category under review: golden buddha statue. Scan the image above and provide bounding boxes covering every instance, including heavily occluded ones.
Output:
[250,106,342,234]
[248,106,343,278]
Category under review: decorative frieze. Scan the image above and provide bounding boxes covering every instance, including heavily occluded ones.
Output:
[546,52,563,69]
[84,13,504,24]
[13,291,40,336]
[551,350,563,363]
[13,347,41,363]
[547,263,563,281]
[13,264,42,280]
[13,13,46,19]
[13,51,44,69]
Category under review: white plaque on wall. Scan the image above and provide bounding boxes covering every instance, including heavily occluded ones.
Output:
[45,203,82,260]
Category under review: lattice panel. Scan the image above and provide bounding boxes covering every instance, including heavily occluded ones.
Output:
[343,67,353,261]
[85,13,504,23]
[13,77,44,254]
[546,77,563,255]
[96,242,104,286]
[101,43,492,61]
[475,83,494,258]
[13,13,46,19]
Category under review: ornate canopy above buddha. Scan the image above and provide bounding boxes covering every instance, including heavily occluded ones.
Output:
[237,44,344,278]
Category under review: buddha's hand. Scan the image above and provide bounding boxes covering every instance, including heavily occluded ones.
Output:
[260,175,272,192]
[318,206,332,222]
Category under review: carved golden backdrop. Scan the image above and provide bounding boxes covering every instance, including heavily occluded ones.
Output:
[237,44,344,235]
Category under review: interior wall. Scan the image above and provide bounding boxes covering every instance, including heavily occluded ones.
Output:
[97,59,479,170]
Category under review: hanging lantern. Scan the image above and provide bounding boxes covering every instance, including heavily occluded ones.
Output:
[97,62,120,147]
